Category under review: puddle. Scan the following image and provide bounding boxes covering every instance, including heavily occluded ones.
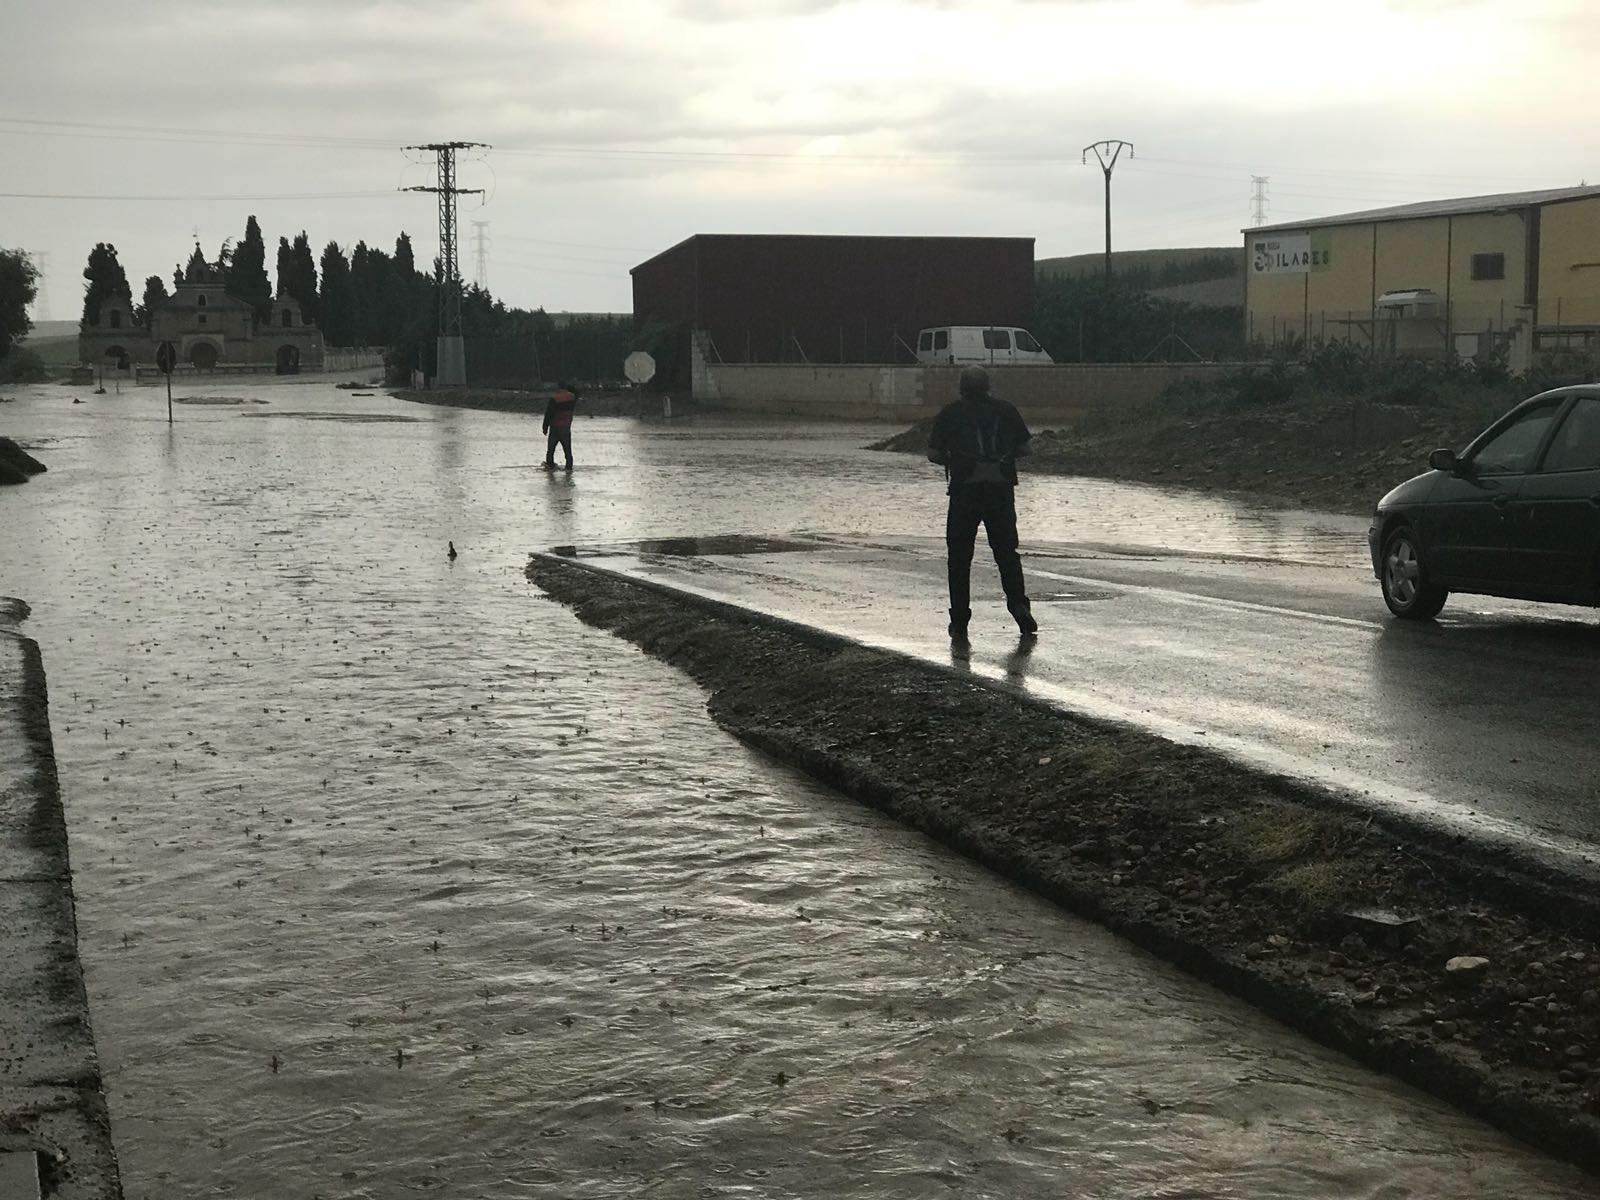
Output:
[555,535,822,558]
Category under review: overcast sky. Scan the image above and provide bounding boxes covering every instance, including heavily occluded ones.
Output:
[3,0,1594,320]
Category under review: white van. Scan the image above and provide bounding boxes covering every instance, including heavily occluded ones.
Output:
[915,326,1054,366]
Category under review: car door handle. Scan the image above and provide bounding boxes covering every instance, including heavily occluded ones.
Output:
[1492,494,1511,509]
[1590,493,1600,508]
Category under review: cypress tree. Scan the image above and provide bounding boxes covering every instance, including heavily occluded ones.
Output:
[318,241,353,347]
[135,275,169,328]
[289,232,319,326]
[80,243,133,326]
[275,236,293,300]
[227,216,273,324]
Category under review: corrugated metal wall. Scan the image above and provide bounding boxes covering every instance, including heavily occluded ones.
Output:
[631,235,1035,365]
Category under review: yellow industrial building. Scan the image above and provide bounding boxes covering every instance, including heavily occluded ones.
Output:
[1244,184,1600,366]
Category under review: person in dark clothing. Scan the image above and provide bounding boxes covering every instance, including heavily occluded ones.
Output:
[927,365,1037,641]
[542,382,579,470]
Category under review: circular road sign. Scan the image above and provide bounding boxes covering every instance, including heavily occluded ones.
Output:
[156,341,177,374]
[623,350,656,384]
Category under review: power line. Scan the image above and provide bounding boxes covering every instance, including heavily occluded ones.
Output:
[496,257,626,280]
[1135,153,1562,186]
[0,190,400,202]
[495,233,656,253]
[0,116,397,151]
[0,114,1578,200]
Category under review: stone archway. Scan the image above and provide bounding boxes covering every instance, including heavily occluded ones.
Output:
[103,345,130,370]
[189,342,219,371]
[275,344,301,375]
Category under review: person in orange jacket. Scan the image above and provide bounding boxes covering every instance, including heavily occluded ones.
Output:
[542,382,579,470]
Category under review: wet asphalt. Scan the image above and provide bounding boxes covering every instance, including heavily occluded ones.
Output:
[561,531,1600,878]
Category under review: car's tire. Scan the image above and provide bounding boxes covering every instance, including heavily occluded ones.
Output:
[1380,524,1448,619]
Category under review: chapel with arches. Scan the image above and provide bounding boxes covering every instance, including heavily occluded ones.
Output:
[78,246,325,375]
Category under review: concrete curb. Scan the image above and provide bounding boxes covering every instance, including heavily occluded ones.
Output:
[0,606,124,1199]
[527,552,1600,1178]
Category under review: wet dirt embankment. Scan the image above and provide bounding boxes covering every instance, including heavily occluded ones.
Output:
[0,603,124,1198]
[527,552,1600,1177]
[868,399,1502,517]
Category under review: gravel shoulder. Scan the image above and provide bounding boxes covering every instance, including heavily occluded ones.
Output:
[527,552,1600,1177]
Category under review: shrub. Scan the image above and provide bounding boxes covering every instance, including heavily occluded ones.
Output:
[1304,340,1368,394]
[0,348,47,383]
[1526,349,1600,394]
[1221,358,1298,407]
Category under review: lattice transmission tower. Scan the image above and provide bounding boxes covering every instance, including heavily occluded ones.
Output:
[470,220,492,293]
[1251,176,1270,227]
[402,141,488,386]
[28,250,52,322]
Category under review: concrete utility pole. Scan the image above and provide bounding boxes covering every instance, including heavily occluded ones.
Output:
[1082,140,1133,285]
[470,221,490,292]
[402,141,489,386]
[1251,176,1270,227]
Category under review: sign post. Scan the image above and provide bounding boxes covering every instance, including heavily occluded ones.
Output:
[623,350,662,416]
[156,341,176,423]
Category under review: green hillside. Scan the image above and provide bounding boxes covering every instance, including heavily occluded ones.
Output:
[1038,246,1241,288]
[18,334,81,368]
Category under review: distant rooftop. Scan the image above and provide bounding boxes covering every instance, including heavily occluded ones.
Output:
[1249,184,1600,234]
[631,233,1033,273]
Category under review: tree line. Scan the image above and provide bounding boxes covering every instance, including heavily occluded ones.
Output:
[80,216,447,352]
[76,218,641,384]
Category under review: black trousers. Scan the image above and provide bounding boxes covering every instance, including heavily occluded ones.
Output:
[545,427,572,466]
[946,482,1028,616]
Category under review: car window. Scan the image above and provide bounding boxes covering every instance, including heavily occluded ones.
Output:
[1540,397,1600,472]
[983,329,1011,350]
[918,331,932,351]
[933,330,948,351]
[1469,401,1563,475]
[1014,330,1041,352]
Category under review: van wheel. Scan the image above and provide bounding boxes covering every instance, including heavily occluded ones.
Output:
[1381,525,1447,619]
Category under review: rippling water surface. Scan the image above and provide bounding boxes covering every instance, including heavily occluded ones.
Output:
[1,379,1589,1198]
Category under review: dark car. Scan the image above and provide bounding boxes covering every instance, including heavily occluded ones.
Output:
[1370,385,1600,618]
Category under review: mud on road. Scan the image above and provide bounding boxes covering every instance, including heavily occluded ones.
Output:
[528,552,1600,1176]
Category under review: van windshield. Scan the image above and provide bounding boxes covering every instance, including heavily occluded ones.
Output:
[918,331,933,351]
[1015,330,1041,352]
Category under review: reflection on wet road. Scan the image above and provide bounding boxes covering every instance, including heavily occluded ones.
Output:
[0,378,1592,1197]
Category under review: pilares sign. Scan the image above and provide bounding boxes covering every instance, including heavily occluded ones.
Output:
[1251,234,1332,275]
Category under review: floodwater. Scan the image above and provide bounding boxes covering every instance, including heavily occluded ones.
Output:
[0,377,1589,1198]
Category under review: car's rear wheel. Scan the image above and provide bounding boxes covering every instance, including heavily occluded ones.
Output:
[1381,524,1448,619]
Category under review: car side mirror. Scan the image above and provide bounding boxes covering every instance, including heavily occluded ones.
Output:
[1428,448,1459,473]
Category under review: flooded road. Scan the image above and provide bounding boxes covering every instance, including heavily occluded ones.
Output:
[1,377,1592,1197]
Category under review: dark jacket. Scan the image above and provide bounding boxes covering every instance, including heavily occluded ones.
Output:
[543,389,578,433]
[927,394,1032,489]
